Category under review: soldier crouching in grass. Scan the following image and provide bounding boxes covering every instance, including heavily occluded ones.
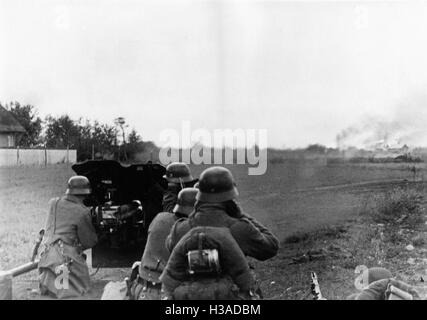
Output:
[129,188,198,300]
[347,267,422,300]
[166,166,280,298]
[38,176,98,299]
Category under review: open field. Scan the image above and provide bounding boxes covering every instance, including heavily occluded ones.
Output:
[1,161,426,299]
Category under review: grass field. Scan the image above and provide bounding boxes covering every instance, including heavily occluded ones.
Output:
[0,161,426,299]
[0,162,421,270]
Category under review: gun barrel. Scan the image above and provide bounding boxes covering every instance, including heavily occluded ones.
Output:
[6,261,39,277]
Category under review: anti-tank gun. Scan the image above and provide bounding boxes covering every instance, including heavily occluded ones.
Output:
[72,160,167,267]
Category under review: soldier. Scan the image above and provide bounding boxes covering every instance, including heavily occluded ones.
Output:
[348,268,421,300]
[355,278,421,300]
[167,166,279,260]
[38,176,98,299]
[130,188,198,300]
[162,162,197,212]
[166,166,279,298]
[160,226,256,300]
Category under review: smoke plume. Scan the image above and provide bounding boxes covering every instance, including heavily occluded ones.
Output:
[336,95,427,150]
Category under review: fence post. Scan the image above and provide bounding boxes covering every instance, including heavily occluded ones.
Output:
[44,145,47,167]
[16,146,19,166]
[66,145,69,164]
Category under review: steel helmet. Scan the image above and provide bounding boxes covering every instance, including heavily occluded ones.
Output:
[163,162,194,183]
[66,176,92,195]
[173,187,198,216]
[196,166,238,203]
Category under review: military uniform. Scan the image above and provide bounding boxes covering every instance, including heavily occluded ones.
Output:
[355,278,421,300]
[162,185,180,213]
[161,162,197,212]
[163,167,278,300]
[133,212,178,299]
[167,202,279,261]
[132,188,199,300]
[345,267,421,300]
[38,194,98,299]
[160,226,255,300]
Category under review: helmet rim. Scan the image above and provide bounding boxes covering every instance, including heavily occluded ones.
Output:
[162,174,194,183]
[66,175,91,195]
[196,187,239,203]
[65,188,92,195]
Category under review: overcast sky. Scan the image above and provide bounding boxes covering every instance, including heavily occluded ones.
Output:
[1,0,427,148]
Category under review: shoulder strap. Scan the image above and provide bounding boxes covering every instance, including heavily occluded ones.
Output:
[197,232,204,262]
[44,198,60,246]
[52,198,60,235]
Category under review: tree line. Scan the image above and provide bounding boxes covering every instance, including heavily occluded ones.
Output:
[1,101,157,162]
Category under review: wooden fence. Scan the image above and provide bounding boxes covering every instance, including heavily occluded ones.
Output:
[0,148,76,166]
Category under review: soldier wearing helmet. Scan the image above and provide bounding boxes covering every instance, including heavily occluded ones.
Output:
[162,162,198,213]
[38,176,98,299]
[160,226,256,300]
[165,166,279,299]
[167,166,279,259]
[128,188,198,300]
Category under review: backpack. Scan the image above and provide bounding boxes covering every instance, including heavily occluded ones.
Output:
[171,231,252,300]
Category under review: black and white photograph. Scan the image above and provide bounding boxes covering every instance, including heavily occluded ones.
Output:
[0,0,426,306]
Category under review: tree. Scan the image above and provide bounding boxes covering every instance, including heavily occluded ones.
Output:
[41,113,149,162]
[92,121,117,152]
[128,129,141,145]
[3,101,42,147]
[305,144,327,154]
[44,115,80,148]
[71,119,118,161]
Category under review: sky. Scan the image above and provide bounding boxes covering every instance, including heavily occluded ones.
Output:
[2,0,427,148]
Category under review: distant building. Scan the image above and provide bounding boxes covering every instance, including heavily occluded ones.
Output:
[0,105,26,147]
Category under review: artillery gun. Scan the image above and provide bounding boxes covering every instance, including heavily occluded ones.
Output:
[71,160,167,268]
[0,160,167,299]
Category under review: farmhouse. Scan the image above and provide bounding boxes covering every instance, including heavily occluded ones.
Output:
[0,105,26,147]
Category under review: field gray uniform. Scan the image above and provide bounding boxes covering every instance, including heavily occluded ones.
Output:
[162,186,179,213]
[38,195,97,299]
[166,202,279,261]
[136,212,179,299]
[354,279,421,300]
[134,188,198,300]
[160,226,255,300]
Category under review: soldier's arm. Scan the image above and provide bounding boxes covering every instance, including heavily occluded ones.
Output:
[218,230,254,292]
[355,279,389,300]
[165,218,189,252]
[162,188,178,213]
[159,239,189,294]
[77,208,98,250]
[231,216,279,261]
[388,279,421,300]
[356,278,421,300]
[43,198,57,231]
